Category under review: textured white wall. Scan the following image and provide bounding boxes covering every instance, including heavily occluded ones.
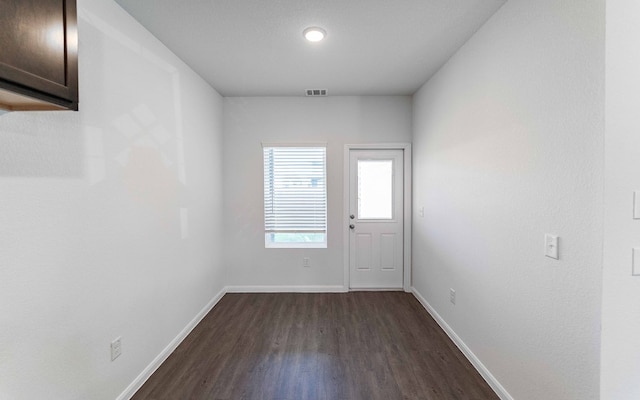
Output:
[223,96,411,288]
[0,0,225,399]
[412,0,604,399]
[601,1,640,398]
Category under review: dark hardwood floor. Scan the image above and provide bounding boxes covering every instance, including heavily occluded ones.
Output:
[132,292,499,400]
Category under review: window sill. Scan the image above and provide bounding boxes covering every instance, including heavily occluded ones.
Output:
[265,242,327,249]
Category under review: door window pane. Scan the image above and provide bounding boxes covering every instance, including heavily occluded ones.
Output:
[358,160,393,219]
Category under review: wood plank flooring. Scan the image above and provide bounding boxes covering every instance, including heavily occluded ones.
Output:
[132,292,499,400]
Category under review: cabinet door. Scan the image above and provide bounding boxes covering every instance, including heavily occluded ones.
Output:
[0,0,78,110]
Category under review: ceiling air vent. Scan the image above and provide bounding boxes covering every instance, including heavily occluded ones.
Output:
[305,89,328,97]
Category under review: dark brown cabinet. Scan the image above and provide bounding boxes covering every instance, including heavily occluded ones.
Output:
[0,0,78,111]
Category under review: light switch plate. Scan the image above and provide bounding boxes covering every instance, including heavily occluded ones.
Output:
[111,337,122,361]
[633,248,640,276]
[634,192,640,219]
[545,234,559,260]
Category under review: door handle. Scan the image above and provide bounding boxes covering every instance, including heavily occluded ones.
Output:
[349,224,355,230]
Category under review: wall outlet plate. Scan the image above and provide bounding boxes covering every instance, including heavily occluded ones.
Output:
[449,288,456,305]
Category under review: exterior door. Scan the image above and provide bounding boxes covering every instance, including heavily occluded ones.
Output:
[349,149,403,289]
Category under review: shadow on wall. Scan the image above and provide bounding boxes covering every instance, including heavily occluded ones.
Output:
[0,9,190,224]
[0,6,194,237]
[0,111,85,178]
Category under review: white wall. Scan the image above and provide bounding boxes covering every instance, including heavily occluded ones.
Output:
[0,0,225,399]
[412,0,604,399]
[223,96,411,289]
[601,1,640,398]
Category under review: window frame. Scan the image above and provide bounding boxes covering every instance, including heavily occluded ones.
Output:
[262,143,328,249]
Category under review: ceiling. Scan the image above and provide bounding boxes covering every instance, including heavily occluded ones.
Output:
[113,0,506,97]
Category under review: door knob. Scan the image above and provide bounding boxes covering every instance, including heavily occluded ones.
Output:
[349,224,355,229]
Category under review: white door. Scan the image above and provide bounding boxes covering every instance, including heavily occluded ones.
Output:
[349,149,403,289]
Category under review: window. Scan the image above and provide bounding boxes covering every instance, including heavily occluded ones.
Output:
[357,160,394,220]
[263,146,327,248]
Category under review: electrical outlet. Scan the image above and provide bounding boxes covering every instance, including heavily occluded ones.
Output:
[303,257,311,267]
[450,288,456,305]
[111,337,122,361]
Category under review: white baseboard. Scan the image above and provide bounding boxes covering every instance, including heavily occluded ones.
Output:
[226,285,347,293]
[116,287,227,400]
[411,287,513,400]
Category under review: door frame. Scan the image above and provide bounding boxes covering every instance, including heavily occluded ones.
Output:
[343,143,412,292]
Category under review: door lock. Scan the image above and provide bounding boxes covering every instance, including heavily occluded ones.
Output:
[350,214,355,219]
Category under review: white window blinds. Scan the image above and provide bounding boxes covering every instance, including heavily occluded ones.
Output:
[263,146,327,247]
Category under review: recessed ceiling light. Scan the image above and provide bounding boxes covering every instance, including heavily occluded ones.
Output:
[303,27,326,42]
